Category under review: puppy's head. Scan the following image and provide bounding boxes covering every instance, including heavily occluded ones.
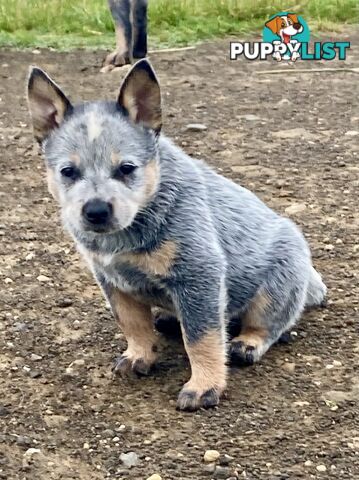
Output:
[265,14,303,40]
[27,60,162,236]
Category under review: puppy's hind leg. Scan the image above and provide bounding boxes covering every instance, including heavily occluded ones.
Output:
[230,255,309,365]
[305,266,327,308]
[131,0,148,60]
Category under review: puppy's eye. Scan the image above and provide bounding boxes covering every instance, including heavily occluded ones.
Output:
[113,163,137,179]
[60,166,80,180]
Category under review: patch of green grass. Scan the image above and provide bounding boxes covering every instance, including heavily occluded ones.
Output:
[0,0,358,49]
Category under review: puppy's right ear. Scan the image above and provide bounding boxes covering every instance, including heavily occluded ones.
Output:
[117,59,162,133]
[27,67,72,144]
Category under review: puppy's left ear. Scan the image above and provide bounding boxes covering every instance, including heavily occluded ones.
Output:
[118,59,162,133]
[265,16,281,35]
[27,66,73,144]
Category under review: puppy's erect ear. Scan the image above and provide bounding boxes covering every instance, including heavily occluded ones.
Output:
[118,59,162,133]
[27,66,73,144]
[265,16,281,35]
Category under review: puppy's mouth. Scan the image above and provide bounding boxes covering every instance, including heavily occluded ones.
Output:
[82,221,120,235]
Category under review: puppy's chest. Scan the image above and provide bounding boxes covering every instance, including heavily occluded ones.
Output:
[90,251,173,309]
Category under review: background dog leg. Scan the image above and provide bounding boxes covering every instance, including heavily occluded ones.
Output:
[131,0,148,60]
[104,0,132,69]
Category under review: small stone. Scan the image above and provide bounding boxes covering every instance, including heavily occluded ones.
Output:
[277,98,292,106]
[332,360,342,367]
[65,366,75,376]
[203,463,216,474]
[29,370,42,378]
[37,275,51,282]
[204,450,221,463]
[345,130,359,136]
[293,401,310,407]
[146,475,162,480]
[285,203,307,215]
[238,114,261,121]
[57,298,73,308]
[112,436,120,442]
[282,362,296,373]
[83,442,90,449]
[304,460,313,467]
[16,436,32,447]
[72,359,85,367]
[24,448,41,457]
[185,123,207,132]
[25,252,35,261]
[120,452,139,468]
[0,406,9,416]
[219,454,234,466]
[214,466,231,478]
[316,465,327,472]
[4,278,13,284]
[30,354,42,361]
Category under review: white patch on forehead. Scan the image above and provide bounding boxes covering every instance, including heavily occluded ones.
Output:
[87,110,103,142]
[280,16,289,26]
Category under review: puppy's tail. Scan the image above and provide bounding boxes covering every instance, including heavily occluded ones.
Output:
[305,266,327,308]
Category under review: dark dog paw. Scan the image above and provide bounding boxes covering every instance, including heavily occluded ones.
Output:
[112,355,153,377]
[176,388,220,412]
[101,50,131,72]
[230,340,257,366]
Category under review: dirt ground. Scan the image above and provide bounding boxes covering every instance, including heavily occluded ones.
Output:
[0,32,358,480]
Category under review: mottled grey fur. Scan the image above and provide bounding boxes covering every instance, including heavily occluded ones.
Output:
[27,60,326,411]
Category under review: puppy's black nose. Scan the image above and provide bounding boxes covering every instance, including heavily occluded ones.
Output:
[82,199,112,225]
[293,22,301,30]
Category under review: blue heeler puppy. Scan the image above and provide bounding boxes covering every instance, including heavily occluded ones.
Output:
[27,60,326,411]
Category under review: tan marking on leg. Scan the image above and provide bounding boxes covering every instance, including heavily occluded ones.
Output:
[115,23,129,55]
[183,330,227,394]
[87,111,103,142]
[232,327,268,349]
[243,289,271,329]
[121,240,176,276]
[46,167,59,201]
[232,289,271,350]
[109,289,157,365]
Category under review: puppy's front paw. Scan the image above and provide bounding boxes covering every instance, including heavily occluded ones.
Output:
[112,354,154,377]
[176,387,222,411]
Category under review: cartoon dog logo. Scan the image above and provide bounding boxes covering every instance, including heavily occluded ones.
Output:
[265,13,304,62]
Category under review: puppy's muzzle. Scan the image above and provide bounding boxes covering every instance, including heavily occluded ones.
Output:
[82,199,113,228]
